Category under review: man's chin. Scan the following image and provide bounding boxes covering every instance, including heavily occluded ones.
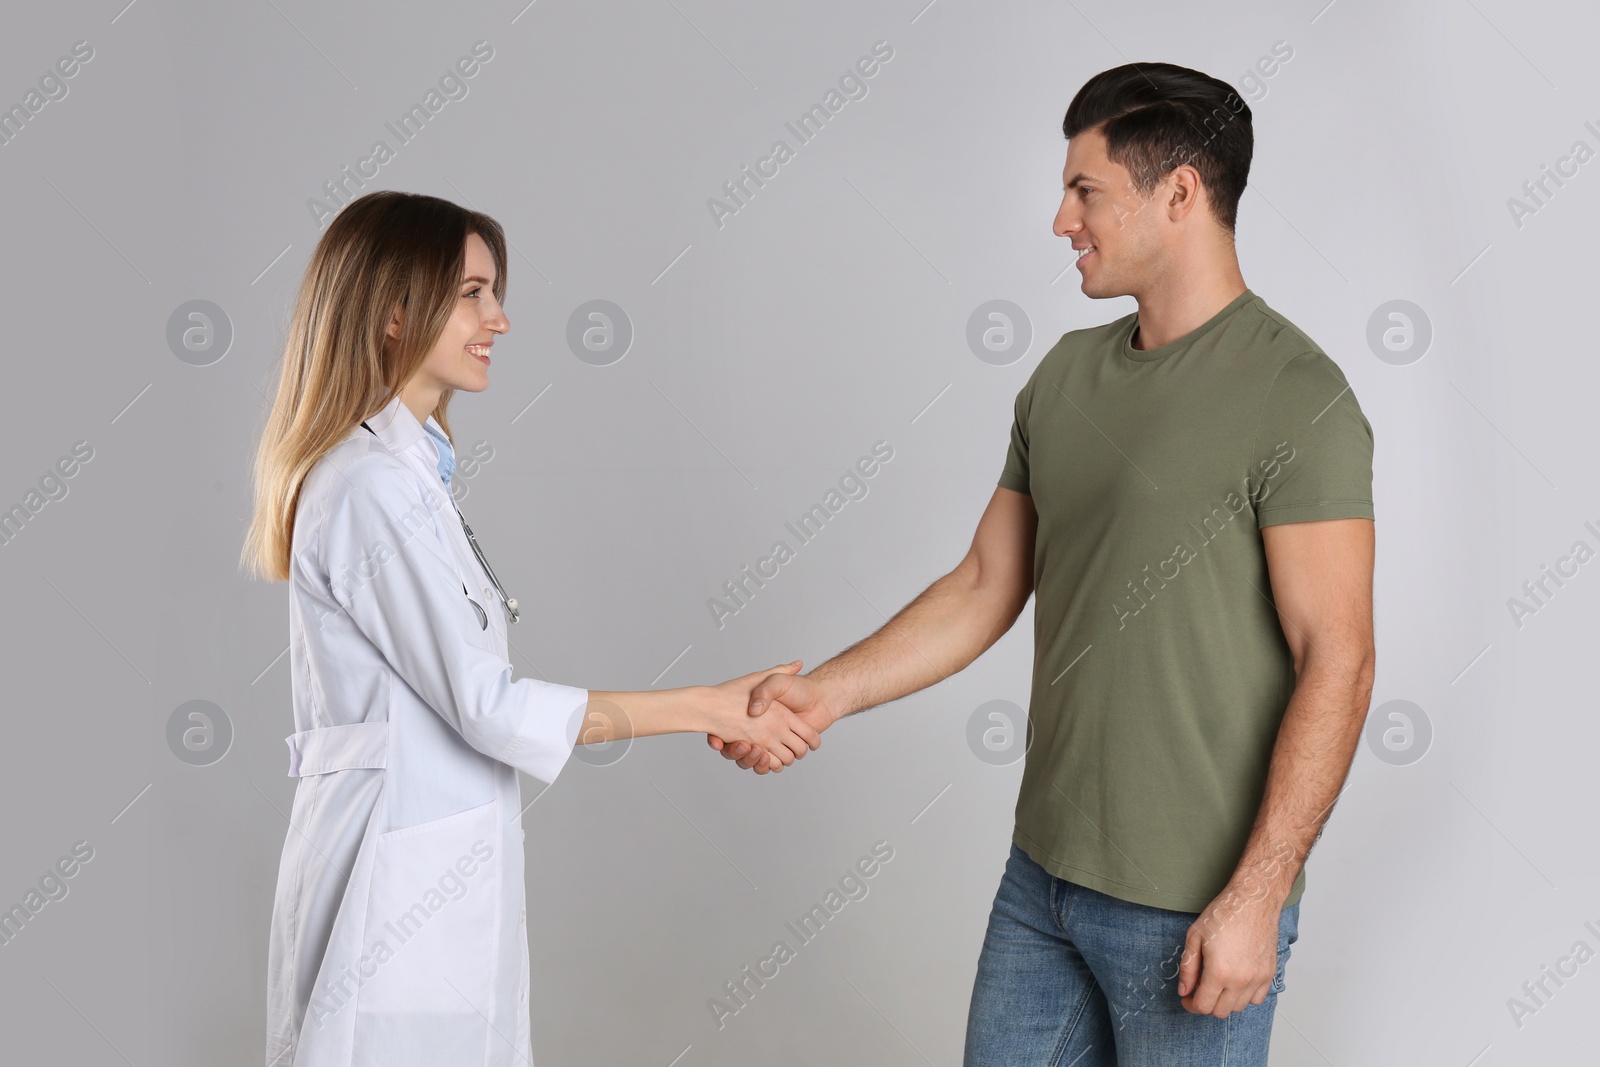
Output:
[1076,274,1129,301]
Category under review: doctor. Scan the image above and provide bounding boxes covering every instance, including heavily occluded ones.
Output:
[242,190,817,1066]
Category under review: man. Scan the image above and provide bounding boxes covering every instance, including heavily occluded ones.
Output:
[710,61,1375,1065]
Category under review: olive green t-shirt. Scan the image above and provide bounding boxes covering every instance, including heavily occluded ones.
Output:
[999,287,1374,913]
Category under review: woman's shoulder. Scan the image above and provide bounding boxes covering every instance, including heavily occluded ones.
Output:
[302,433,428,521]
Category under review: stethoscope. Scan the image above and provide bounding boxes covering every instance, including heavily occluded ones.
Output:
[361,421,520,627]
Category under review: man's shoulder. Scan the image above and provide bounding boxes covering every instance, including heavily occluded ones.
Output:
[1236,293,1329,368]
[1184,295,1354,402]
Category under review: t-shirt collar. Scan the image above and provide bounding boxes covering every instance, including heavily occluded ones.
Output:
[1121,288,1257,363]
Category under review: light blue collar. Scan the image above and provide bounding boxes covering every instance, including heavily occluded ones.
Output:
[421,419,455,487]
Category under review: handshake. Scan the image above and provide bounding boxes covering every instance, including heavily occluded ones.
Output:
[699,660,839,774]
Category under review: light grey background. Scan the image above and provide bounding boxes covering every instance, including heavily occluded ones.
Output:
[1,0,1595,1063]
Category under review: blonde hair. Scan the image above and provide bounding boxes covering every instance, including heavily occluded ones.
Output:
[241,191,508,581]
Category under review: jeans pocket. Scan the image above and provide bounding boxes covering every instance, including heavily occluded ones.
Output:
[1270,905,1300,995]
[1270,943,1290,994]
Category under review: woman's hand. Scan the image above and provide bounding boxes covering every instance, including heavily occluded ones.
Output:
[701,661,820,774]
[709,669,842,771]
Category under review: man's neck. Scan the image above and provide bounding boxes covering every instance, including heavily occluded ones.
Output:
[1129,269,1248,351]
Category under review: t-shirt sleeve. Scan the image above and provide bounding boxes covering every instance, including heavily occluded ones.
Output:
[998,377,1034,495]
[1249,351,1375,528]
[318,455,588,784]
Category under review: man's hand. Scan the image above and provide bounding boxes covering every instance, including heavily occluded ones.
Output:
[706,670,842,774]
[699,661,820,773]
[1176,883,1283,1018]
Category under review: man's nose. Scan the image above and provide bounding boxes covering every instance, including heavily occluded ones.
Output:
[1054,204,1077,238]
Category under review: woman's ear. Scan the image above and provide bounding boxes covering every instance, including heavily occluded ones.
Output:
[384,305,404,342]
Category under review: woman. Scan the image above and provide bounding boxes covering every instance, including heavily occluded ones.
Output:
[241,190,817,1066]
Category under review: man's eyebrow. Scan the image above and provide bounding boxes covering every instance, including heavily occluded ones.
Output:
[1064,172,1102,189]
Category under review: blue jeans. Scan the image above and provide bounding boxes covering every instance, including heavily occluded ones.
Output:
[964,843,1300,1066]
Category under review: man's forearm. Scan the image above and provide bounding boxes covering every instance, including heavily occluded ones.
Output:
[809,561,1026,720]
[1224,650,1376,909]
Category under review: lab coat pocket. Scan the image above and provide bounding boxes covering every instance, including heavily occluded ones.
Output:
[355,798,503,1018]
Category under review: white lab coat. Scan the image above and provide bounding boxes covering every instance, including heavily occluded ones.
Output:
[265,394,589,1066]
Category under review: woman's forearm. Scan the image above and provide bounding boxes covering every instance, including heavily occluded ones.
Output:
[586,665,817,767]
[580,687,709,742]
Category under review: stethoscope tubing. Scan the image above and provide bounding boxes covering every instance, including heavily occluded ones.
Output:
[359,419,520,626]
[452,502,520,624]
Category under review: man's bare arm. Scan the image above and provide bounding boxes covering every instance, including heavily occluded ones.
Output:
[1229,516,1376,903]
[799,486,1038,719]
[1177,516,1376,1016]
[713,486,1036,768]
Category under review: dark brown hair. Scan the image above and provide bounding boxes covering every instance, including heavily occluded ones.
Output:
[1064,63,1252,232]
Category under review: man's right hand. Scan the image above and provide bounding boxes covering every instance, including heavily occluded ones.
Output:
[706,672,842,772]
